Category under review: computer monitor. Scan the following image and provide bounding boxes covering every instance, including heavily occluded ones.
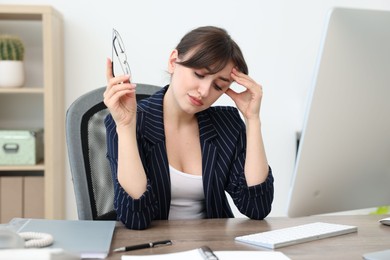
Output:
[287,7,390,217]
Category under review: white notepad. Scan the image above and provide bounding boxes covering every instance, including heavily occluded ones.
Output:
[11,218,115,259]
[121,249,290,260]
[363,249,390,260]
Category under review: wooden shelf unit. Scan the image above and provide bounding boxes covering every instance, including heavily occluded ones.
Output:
[0,4,64,221]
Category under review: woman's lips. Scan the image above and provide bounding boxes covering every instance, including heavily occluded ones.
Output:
[187,93,204,106]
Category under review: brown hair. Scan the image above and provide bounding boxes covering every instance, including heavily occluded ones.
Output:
[175,26,248,75]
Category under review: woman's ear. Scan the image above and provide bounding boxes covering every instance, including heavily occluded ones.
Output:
[168,49,179,74]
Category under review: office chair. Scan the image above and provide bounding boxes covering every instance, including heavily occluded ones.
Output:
[66,84,161,220]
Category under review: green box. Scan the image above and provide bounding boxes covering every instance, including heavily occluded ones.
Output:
[0,129,44,165]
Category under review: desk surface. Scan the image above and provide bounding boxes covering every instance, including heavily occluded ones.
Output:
[107,214,389,260]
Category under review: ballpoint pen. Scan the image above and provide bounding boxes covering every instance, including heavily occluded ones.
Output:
[113,240,172,252]
[199,246,219,260]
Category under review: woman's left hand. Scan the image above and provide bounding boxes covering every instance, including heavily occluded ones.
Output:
[225,68,263,121]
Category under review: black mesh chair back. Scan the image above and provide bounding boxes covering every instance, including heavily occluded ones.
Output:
[66,84,160,220]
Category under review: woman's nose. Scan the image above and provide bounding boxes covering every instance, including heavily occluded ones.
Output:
[198,81,211,98]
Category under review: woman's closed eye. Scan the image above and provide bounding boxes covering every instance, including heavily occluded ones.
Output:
[194,72,205,79]
[214,83,223,91]
[194,72,224,91]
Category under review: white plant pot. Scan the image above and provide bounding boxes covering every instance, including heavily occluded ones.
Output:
[0,60,25,88]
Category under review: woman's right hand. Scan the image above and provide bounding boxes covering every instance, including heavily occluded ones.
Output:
[104,58,137,128]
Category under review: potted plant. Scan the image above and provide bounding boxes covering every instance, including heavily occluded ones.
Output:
[0,34,25,88]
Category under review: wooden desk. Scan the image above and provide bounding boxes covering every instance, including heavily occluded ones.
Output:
[107,214,389,260]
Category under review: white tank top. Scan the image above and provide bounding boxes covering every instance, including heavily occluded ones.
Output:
[168,165,206,220]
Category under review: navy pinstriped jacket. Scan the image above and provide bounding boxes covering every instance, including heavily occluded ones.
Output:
[105,86,274,230]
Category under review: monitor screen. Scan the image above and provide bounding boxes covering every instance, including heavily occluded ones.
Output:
[287,7,390,217]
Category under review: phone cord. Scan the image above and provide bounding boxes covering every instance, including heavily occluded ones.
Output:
[19,232,54,248]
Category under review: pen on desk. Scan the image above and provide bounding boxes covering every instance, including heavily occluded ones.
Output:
[199,246,219,260]
[113,240,172,252]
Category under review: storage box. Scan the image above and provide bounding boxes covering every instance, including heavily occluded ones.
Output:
[0,129,44,165]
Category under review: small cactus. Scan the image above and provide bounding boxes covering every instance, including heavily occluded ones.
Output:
[0,35,25,61]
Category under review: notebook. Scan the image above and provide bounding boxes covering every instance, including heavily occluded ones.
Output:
[121,249,290,260]
[11,218,115,259]
[363,249,390,260]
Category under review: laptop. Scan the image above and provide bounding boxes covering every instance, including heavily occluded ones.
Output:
[363,249,390,260]
[12,218,115,259]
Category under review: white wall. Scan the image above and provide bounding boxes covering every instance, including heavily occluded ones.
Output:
[1,0,389,220]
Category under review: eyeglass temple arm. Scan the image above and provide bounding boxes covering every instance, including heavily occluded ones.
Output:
[112,36,117,77]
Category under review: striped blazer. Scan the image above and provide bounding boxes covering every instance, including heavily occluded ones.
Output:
[105,86,274,230]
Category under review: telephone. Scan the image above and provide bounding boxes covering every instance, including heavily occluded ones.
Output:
[0,228,24,249]
[0,227,53,249]
[0,228,80,260]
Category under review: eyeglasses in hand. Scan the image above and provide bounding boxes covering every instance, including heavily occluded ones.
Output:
[112,28,131,77]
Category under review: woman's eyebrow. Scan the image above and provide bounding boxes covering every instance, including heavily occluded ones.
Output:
[203,67,232,83]
[219,76,231,83]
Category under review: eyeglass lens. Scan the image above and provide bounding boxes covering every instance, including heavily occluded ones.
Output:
[112,29,131,77]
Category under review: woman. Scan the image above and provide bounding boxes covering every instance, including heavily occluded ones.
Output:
[104,26,274,230]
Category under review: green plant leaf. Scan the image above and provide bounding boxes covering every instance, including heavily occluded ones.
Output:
[370,206,390,215]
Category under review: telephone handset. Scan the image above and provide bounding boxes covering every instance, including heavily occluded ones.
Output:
[0,228,80,259]
[0,228,53,249]
[0,228,24,249]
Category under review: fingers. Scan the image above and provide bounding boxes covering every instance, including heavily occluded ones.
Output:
[106,58,114,81]
[225,87,237,100]
[104,57,138,111]
[231,68,262,93]
[107,74,131,89]
[103,84,136,110]
[106,57,132,91]
[105,76,133,109]
[104,82,136,101]
[106,57,131,83]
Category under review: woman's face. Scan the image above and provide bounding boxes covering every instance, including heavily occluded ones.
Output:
[168,50,234,115]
